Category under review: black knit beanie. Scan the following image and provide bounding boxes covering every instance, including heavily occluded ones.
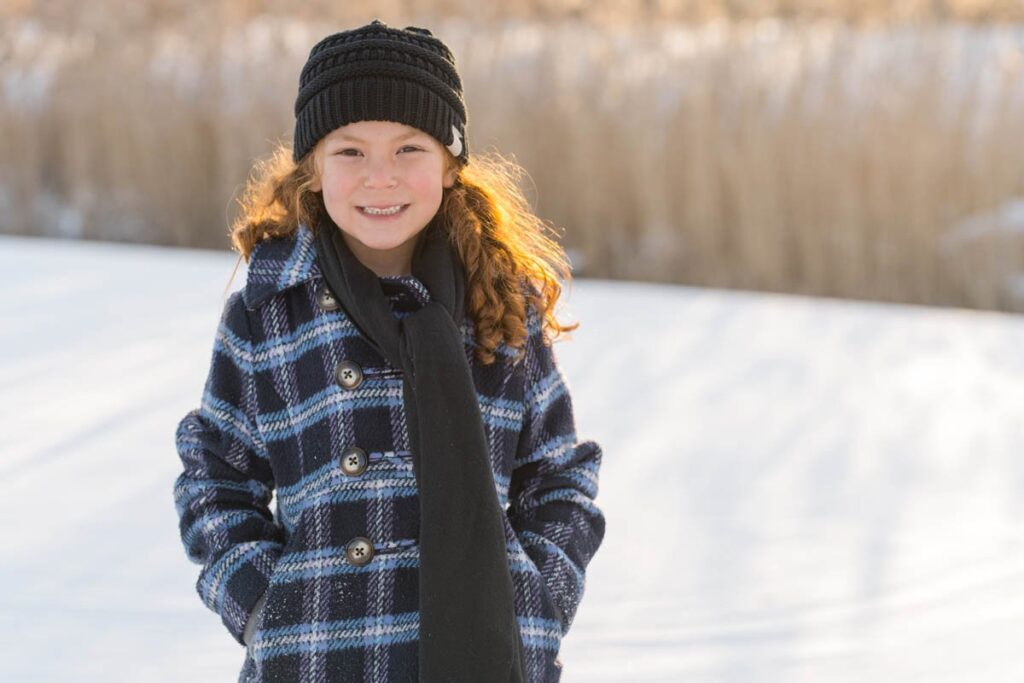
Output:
[292,19,469,167]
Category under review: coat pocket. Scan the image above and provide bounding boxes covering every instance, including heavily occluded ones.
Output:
[508,527,565,632]
[245,527,299,662]
[243,590,269,649]
[529,556,565,630]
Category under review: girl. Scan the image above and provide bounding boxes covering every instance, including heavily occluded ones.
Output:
[172,19,605,683]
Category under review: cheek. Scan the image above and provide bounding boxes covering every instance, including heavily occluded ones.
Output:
[408,172,445,201]
[320,168,357,203]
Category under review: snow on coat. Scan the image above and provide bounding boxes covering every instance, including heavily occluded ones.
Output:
[172,223,606,682]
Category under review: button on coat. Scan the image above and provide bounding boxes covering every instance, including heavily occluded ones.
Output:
[316,281,340,311]
[345,537,375,565]
[339,446,368,476]
[334,359,363,389]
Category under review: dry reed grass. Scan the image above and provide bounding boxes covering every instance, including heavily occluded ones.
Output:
[6,1,1024,27]
[3,11,1024,311]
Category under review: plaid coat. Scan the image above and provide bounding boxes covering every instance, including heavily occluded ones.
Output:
[172,223,606,682]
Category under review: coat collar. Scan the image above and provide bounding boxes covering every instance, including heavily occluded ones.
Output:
[242,223,322,310]
[242,222,433,312]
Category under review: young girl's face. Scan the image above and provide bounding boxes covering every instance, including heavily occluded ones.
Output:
[310,120,458,277]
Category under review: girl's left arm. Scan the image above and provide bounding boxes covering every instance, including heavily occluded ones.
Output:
[507,308,607,638]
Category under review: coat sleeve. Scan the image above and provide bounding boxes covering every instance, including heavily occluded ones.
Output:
[172,290,285,647]
[507,299,606,637]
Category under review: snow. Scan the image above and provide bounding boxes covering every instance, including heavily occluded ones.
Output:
[3,234,1024,681]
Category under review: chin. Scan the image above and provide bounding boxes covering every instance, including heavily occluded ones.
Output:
[337,227,416,256]
[352,231,416,250]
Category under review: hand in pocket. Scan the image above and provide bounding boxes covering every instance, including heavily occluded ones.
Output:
[243,590,270,648]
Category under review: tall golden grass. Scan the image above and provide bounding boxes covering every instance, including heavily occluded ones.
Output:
[3,12,1024,311]
[6,1,1024,28]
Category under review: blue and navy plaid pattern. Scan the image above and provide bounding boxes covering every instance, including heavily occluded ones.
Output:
[172,223,606,682]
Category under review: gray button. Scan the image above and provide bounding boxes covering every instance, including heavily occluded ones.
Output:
[339,446,368,476]
[345,537,374,566]
[316,282,340,311]
[335,360,363,389]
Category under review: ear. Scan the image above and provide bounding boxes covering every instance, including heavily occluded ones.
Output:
[308,145,324,192]
[442,164,458,189]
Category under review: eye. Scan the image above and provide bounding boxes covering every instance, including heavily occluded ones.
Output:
[333,146,422,157]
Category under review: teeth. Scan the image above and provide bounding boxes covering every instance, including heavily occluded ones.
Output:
[362,205,404,216]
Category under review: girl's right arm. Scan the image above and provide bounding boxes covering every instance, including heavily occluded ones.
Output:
[172,290,285,647]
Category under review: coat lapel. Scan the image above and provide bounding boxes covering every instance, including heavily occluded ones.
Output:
[242,223,321,311]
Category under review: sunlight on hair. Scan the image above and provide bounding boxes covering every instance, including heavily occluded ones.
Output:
[226,140,579,365]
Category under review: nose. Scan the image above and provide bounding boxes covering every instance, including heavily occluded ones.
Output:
[363,155,398,189]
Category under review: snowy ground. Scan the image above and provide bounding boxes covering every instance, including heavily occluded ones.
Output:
[3,234,1024,682]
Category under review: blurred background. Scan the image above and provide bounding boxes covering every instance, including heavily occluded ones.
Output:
[7,3,1024,682]
[5,0,1024,311]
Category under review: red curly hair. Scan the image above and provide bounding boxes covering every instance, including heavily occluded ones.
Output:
[224,139,579,365]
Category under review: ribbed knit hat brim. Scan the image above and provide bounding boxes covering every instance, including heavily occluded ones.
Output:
[292,20,468,166]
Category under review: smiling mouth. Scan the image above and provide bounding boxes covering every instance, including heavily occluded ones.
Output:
[358,204,410,216]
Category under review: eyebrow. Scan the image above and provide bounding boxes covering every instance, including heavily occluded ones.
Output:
[331,130,423,143]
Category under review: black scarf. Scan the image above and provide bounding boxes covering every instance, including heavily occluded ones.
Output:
[314,213,526,682]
